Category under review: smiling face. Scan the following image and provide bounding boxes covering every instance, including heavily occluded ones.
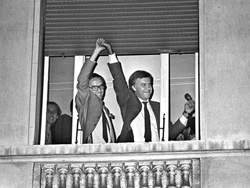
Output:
[46,104,59,124]
[89,77,106,100]
[132,77,153,101]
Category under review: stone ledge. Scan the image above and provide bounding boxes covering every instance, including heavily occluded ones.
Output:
[0,140,250,157]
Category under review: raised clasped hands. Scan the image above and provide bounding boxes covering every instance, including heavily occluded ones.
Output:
[96,38,113,55]
[95,38,106,53]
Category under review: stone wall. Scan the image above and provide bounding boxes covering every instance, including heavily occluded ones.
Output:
[1,0,250,187]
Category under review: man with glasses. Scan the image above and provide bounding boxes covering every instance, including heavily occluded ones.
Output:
[75,39,116,144]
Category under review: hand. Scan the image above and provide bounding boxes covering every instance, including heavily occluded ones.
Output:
[90,38,108,61]
[184,100,195,114]
[95,38,106,53]
[96,38,113,55]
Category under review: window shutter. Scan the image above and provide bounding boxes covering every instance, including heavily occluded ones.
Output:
[45,0,198,56]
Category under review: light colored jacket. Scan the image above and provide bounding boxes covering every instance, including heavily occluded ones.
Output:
[75,59,116,143]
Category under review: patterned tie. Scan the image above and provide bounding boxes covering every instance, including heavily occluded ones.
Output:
[143,102,151,142]
[102,110,108,142]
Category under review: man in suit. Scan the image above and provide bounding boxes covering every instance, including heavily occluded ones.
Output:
[98,38,195,142]
[75,39,116,144]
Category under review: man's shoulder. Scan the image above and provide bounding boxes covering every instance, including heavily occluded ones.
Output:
[57,114,72,123]
[149,100,160,106]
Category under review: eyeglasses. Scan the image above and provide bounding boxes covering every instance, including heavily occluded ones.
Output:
[89,84,106,91]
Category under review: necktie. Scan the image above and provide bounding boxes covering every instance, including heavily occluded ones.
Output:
[143,102,151,142]
[102,110,108,142]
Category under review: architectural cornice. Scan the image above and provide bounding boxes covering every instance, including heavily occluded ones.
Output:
[0,140,250,163]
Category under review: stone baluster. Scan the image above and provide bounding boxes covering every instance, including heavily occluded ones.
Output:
[79,165,86,188]
[180,161,191,188]
[153,164,163,188]
[174,164,182,188]
[148,163,154,188]
[134,163,140,188]
[105,164,112,188]
[57,165,69,188]
[52,165,59,188]
[98,166,108,188]
[71,165,82,188]
[140,165,150,188]
[112,166,122,188]
[125,165,135,188]
[66,165,73,188]
[161,162,168,188]
[44,164,55,188]
[120,163,127,188]
[167,164,177,188]
[85,167,95,188]
[94,164,100,188]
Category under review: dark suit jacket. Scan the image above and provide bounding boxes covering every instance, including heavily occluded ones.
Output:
[51,114,72,144]
[75,59,116,143]
[108,62,186,142]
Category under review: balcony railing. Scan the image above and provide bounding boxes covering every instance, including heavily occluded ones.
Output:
[36,158,199,188]
[3,140,249,188]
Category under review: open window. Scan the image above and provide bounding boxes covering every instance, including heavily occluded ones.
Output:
[39,0,199,144]
[40,52,199,144]
[40,56,75,144]
[161,53,199,141]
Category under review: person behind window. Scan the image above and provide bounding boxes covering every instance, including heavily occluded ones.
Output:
[75,38,116,144]
[51,99,73,144]
[175,115,196,141]
[175,94,196,141]
[97,38,195,142]
[46,101,61,144]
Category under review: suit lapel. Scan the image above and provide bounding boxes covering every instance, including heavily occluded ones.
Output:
[149,101,160,132]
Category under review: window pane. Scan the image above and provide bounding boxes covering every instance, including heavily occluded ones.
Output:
[170,53,196,141]
[49,56,74,116]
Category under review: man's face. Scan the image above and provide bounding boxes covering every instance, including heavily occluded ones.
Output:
[132,77,153,101]
[89,77,106,100]
[46,104,59,124]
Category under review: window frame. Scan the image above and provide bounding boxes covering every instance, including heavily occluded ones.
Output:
[161,53,199,141]
[39,52,199,145]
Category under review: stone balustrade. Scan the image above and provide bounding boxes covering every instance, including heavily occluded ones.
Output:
[2,140,250,188]
[36,159,199,188]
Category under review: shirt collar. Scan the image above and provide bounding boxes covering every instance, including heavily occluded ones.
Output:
[138,98,149,103]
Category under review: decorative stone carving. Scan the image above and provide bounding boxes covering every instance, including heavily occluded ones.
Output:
[111,166,121,188]
[71,164,82,188]
[180,160,192,188]
[139,165,150,188]
[167,164,177,188]
[40,160,195,188]
[153,163,163,188]
[44,164,54,188]
[57,164,68,188]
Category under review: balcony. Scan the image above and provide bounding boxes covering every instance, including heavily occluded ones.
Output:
[2,140,250,188]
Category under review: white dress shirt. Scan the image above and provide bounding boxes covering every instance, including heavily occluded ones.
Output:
[92,108,112,144]
[131,99,159,142]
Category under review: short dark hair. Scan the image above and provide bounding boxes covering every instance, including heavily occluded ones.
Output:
[47,101,62,116]
[128,70,154,90]
[89,73,107,89]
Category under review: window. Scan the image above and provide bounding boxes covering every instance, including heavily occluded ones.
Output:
[38,0,199,144]
[40,52,199,144]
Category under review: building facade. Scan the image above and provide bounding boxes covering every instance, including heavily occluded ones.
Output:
[1,0,250,187]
